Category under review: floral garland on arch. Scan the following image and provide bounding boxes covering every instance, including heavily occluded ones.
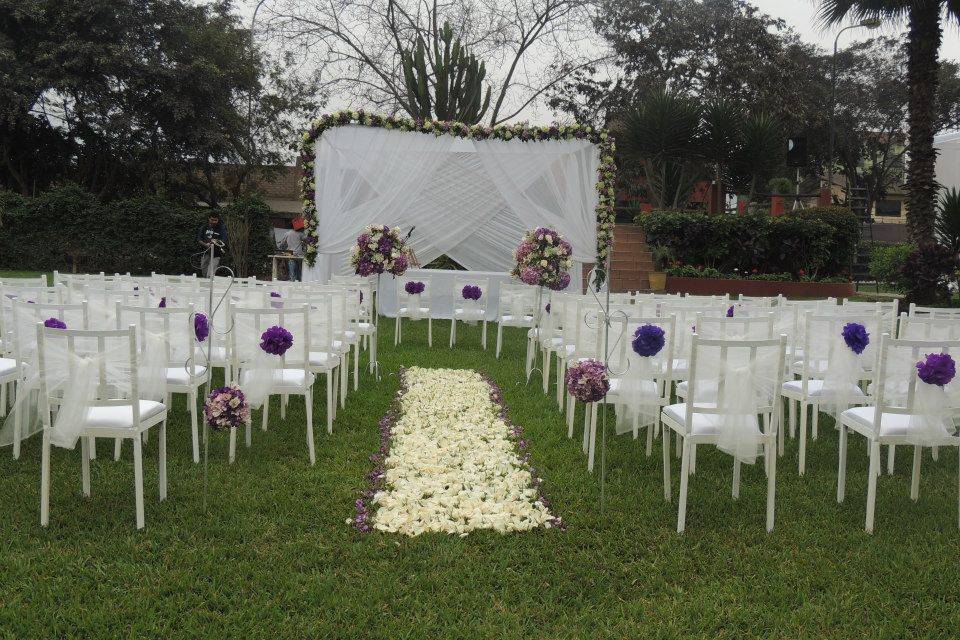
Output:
[296,109,617,286]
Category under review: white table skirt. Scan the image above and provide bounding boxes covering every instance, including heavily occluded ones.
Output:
[375,268,514,319]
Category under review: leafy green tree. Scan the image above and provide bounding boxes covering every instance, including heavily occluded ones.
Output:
[0,0,321,204]
[819,0,960,245]
[936,188,960,253]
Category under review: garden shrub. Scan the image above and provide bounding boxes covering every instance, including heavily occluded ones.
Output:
[869,243,914,287]
[639,207,854,279]
[0,186,275,276]
[900,244,958,306]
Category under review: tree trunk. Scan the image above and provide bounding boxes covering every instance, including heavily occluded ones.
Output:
[905,1,942,245]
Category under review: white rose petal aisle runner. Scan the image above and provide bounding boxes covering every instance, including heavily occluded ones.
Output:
[350,367,562,536]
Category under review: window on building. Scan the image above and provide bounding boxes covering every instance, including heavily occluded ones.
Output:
[875,200,902,217]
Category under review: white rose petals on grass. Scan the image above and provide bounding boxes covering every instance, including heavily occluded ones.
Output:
[358,367,559,537]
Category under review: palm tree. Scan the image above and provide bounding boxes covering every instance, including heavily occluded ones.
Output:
[935,187,960,252]
[820,1,960,245]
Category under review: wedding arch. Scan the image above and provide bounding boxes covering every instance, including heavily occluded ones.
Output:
[295,111,617,289]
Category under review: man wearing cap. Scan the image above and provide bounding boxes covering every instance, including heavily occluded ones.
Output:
[279,217,306,281]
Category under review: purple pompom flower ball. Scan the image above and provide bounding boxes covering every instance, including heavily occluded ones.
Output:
[44,317,67,330]
[194,313,209,342]
[260,325,294,356]
[916,353,956,387]
[632,324,665,357]
[842,322,870,355]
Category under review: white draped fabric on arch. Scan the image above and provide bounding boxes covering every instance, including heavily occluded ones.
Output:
[302,124,600,292]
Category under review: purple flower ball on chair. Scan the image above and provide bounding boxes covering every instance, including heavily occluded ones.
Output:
[916,353,956,387]
[461,285,482,301]
[260,325,294,356]
[632,324,665,357]
[194,313,209,342]
[44,317,67,330]
[405,281,425,295]
[842,322,870,355]
[159,297,167,308]
[726,305,734,318]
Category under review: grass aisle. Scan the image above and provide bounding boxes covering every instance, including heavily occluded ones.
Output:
[0,318,958,638]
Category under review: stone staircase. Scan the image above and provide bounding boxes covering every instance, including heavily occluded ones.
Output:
[608,224,653,293]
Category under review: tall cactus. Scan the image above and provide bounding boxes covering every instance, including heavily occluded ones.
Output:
[401,21,491,124]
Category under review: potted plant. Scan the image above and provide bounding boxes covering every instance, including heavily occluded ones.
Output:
[649,245,672,291]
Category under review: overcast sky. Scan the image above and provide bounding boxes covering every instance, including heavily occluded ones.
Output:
[752,1,960,60]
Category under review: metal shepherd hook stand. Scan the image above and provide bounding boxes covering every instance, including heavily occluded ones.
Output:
[186,239,235,511]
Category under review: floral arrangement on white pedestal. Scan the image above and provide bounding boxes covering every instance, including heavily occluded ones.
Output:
[511,227,573,291]
[297,110,617,286]
[349,224,411,277]
[350,367,561,536]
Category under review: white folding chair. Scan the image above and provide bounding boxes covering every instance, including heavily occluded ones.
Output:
[449,275,490,349]
[395,276,433,347]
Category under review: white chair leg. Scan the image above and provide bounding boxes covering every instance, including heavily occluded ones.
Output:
[352,343,359,391]
[789,398,796,438]
[40,431,51,527]
[280,393,287,420]
[910,445,922,501]
[556,358,565,408]
[837,424,848,503]
[496,324,504,359]
[690,444,697,475]
[542,348,551,394]
[158,421,167,501]
[812,404,819,440]
[865,440,880,533]
[261,396,270,432]
[732,457,741,499]
[581,402,591,455]
[524,335,534,381]
[662,425,672,501]
[887,444,896,475]
[326,371,334,435]
[798,402,808,475]
[229,426,237,464]
[481,320,487,349]
[114,437,122,461]
[12,404,21,460]
[339,351,347,408]
[646,415,655,457]
[306,390,315,465]
[676,431,682,458]
[370,330,377,374]
[394,315,400,346]
[450,317,456,348]
[88,436,97,460]
[766,442,777,532]
[677,438,691,533]
[0,381,5,417]
[133,436,145,530]
[189,390,200,463]
[81,436,91,497]
[932,445,939,461]
[428,317,433,347]
[587,402,598,472]
[566,394,576,438]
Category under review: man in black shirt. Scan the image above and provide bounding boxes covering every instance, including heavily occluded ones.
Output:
[198,212,228,277]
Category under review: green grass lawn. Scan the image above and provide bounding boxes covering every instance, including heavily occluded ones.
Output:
[1,319,959,638]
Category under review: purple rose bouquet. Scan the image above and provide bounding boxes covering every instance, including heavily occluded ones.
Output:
[260,325,294,356]
[194,313,209,342]
[842,322,870,355]
[349,224,411,277]
[43,317,67,330]
[632,324,665,357]
[565,358,610,403]
[461,285,482,300]
[203,384,251,432]
[916,353,956,387]
[404,281,426,295]
[511,227,573,291]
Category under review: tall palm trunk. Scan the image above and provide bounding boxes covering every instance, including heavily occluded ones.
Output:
[905,0,942,245]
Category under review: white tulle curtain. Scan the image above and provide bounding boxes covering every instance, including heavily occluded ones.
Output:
[302,125,600,292]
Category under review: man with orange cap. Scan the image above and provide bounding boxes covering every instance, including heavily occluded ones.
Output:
[279,217,306,281]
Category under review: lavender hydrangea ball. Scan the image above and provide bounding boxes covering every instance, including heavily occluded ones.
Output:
[842,322,869,355]
[632,324,665,357]
[260,325,294,356]
[916,352,956,387]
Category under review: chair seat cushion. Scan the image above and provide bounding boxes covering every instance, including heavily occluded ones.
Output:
[607,378,657,396]
[0,357,17,378]
[165,365,207,385]
[841,406,957,441]
[662,403,761,436]
[501,314,533,324]
[676,379,717,398]
[355,322,375,333]
[85,400,166,430]
[454,308,486,319]
[309,351,337,367]
[241,368,314,388]
[782,379,866,399]
[399,306,430,315]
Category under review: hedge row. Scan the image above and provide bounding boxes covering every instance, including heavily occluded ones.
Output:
[638,207,859,279]
[0,185,274,277]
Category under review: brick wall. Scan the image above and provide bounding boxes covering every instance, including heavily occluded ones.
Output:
[608,224,652,293]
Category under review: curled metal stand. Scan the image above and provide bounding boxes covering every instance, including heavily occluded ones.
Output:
[525,286,545,387]
[369,274,382,382]
[185,241,235,512]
